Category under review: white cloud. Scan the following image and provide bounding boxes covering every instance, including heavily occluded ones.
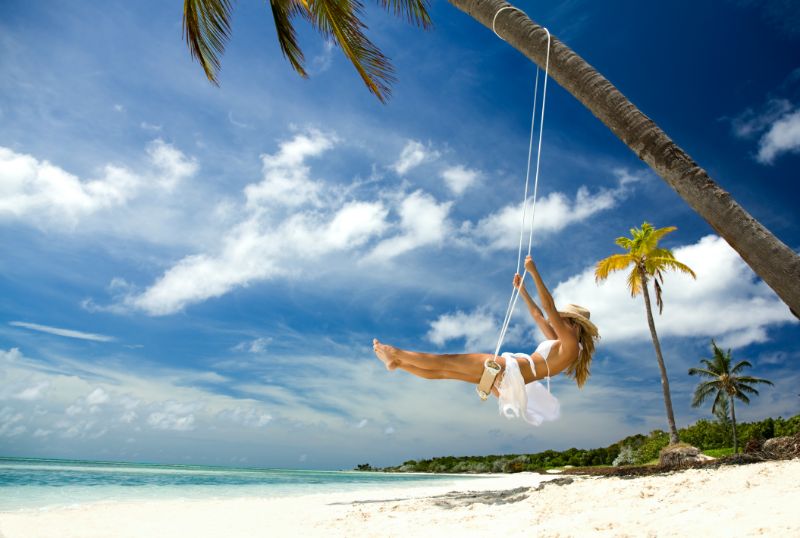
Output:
[311,40,335,74]
[468,170,636,251]
[441,165,480,195]
[146,139,198,191]
[730,98,793,138]
[217,407,272,428]
[427,308,499,350]
[0,147,138,226]
[86,387,110,405]
[147,410,196,431]
[366,190,451,262]
[757,108,800,164]
[126,198,388,315]
[233,337,273,354]
[0,141,197,228]
[9,321,115,342]
[244,130,335,208]
[140,121,162,131]
[0,407,26,437]
[391,140,439,175]
[14,381,49,401]
[553,235,796,347]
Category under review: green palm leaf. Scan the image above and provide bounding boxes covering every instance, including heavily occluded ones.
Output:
[730,360,754,374]
[183,0,234,85]
[377,0,431,27]
[269,0,308,77]
[305,0,396,102]
[736,376,774,386]
[691,380,718,407]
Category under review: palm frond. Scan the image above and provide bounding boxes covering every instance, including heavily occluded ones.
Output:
[269,0,308,77]
[649,225,677,244]
[688,367,718,379]
[710,389,726,415]
[654,277,664,314]
[647,257,697,278]
[691,381,718,408]
[736,384,760,396]
[183,0,235,85]
[626,266,642,297]
[730,360,753,374]
[736,376,774,386]
[376,0,431,28]
[595,254,634,282]
[733,391,751,405]
[306,0,396,103]
[615,236,634,250]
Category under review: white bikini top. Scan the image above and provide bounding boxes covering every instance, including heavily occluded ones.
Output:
[529,339,557,392]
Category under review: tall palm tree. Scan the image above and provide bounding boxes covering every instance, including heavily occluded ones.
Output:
[181,0,800,317]
[595,222,696,444]
[689,341,774,453]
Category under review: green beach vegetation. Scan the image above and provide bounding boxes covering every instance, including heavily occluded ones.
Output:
[366,414,800,473]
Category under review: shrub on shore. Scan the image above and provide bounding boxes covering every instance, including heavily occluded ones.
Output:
[371,414,799,473]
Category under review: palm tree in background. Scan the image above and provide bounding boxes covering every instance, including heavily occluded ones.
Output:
[689,341,774,453]
[181,0,800,317]
[595,223,695,444]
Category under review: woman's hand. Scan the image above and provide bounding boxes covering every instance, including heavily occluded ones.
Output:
[513,273,524,290]
[524,255,536,274]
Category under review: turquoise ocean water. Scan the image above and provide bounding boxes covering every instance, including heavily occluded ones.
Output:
[0,457,476,511]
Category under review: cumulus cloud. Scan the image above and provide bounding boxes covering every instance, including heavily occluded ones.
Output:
[441,165,480,195]
[9,321,115,342]
[147,401,198,431]
[728,95,800,164]
[391,140,439,175]
[126,199,389,315]
[467,169,638,251]
[757,109,800,164]
[245,130,335,208]
[0,141,196,228]
[14,381,49,401]
[427,308,500,350]
[365,190,451,262]
[552,235,796,347]
[124,131,395,315]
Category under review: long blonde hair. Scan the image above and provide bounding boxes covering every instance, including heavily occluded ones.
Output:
[564,319,600,388]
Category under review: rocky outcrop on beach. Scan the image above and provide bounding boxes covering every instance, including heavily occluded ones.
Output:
[744,433,800,460]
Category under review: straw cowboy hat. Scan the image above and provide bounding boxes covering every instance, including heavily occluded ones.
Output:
[558,304,598,336]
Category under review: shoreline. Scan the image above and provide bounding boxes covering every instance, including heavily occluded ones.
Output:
[2,460,798,537]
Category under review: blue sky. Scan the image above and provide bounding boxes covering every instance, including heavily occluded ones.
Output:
[1,0,798,469]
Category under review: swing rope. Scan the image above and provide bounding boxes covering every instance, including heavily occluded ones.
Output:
[490,12,551,390]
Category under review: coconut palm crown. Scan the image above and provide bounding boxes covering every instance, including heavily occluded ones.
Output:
[183,0,431,102]
[689,341,773,453]
[595,222,695,313]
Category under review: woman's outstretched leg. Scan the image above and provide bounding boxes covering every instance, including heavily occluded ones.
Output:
[373,339,494,380]
[397,363,478,383]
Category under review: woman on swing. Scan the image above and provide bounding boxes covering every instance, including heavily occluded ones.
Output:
[373,255,599,425]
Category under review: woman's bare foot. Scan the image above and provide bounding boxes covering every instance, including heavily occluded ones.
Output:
[373,339,399,370]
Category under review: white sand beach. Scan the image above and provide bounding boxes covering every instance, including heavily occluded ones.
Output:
[2,460,798,538]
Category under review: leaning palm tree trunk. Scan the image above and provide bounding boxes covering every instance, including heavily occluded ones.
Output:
[730,396,739,453]
[639,267,680,444]
[449,0,800,317]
